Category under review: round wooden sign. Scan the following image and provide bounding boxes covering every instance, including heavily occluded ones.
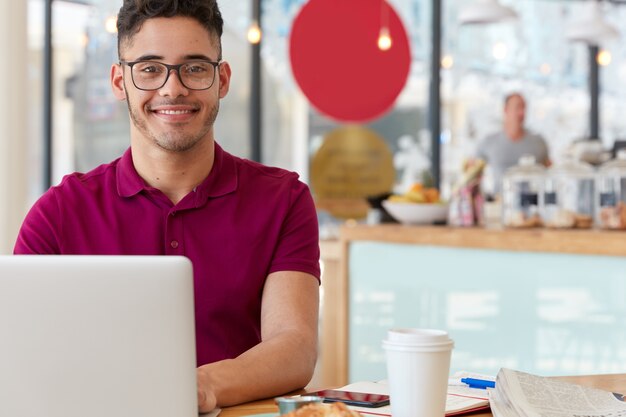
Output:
[311,125,395,218]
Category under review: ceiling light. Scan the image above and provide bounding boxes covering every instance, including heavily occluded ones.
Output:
[105,16,117,34]
[566,2,619,45]
[377,27,392,51]
[377,1,393,51]
[597,50,612,66]
[459,0,518,25]
[247,21,262,44]
[441,55,454,69]
[492,42,508,60]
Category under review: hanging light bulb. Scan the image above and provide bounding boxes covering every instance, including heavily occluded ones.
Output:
[597,49,612,66]
[441,55,454,69]
[105,15,117,34]
[378,27,392,51]
[492,42,508,60]
[378,0,392,51]
[247,20,262,44]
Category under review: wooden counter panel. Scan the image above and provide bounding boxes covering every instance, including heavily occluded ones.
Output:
[339,225,626,257]
[315,240,346,388]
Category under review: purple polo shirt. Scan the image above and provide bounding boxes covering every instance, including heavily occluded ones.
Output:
[14,143,321,366]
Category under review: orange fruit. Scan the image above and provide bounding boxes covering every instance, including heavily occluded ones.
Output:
[409,183,423,193]
[424,188,440,203]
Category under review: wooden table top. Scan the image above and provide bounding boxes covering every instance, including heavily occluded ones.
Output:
[218,374,626,417]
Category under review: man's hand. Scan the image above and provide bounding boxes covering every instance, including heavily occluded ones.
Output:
[197,367,218,413]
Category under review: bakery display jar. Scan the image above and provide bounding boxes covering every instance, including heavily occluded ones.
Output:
[596,149,626,230]
[543,159,595,229]
[502,155,546,228]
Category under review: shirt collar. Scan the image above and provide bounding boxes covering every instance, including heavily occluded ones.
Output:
[117,148,144,198]
[193,142,238,206]
[116,143,238,204]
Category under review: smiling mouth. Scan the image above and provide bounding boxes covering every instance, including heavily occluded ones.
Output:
[154,109,196,115]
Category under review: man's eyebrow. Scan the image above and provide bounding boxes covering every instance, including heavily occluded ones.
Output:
[184,54,216,61]
[135,54,163,61]
[131,54,216,62]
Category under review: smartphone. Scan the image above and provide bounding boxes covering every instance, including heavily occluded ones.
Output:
[311,389,390,408]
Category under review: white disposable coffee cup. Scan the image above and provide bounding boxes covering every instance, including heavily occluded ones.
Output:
[382,328,454,417]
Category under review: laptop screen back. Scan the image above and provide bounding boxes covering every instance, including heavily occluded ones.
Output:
[0,255,197,417]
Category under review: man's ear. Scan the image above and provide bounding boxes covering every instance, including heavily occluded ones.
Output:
[218,61,231,99]
[110,63,126,101]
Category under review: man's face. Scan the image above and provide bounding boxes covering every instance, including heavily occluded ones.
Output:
[504,95,526,128]
[110,16,230,153]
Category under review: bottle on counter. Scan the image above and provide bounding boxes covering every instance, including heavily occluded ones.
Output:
[596,149,626,230]
[543,159,595,229]
[448,159,486,227]
[502,155,545,228]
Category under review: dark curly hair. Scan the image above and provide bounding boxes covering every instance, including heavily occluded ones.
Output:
[116,0,223,60]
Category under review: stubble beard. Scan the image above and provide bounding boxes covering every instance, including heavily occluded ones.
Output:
[124,89,220,153]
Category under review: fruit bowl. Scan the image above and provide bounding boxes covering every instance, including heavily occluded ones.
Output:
[381,200,448,225]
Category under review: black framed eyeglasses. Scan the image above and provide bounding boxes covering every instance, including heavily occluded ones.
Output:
[119,59,221,91]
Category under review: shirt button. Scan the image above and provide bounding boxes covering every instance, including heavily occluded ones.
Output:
[170,240,179,249]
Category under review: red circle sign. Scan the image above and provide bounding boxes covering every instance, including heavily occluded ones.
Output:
[289,0,411,122]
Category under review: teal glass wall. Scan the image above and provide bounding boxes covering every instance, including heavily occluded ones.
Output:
[349,242,626,381]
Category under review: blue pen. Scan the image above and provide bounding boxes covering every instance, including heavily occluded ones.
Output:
[461,378,496,389]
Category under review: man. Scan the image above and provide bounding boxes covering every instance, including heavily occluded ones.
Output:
[14,0,321,412]
[475,93,551,194]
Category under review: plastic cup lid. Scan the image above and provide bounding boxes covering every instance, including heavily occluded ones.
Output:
[385,328,452,346]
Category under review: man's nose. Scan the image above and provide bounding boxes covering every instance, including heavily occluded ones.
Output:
[159,69,189,97]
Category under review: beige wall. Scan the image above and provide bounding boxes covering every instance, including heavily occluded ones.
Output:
[0,2,28,253]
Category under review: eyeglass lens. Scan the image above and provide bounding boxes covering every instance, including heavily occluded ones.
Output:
[131,61,216,90]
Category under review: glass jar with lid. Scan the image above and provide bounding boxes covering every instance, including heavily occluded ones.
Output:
[596,149,626,230]
[542,159,595,229]
[502,155,545,228]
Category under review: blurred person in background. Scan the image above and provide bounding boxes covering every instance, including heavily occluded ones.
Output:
[475,92,551,195]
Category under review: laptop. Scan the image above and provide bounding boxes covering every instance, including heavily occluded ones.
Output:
[0,255,198,417]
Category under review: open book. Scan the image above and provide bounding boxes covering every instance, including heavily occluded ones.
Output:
[339,379,490,416]
[490,368,626,417]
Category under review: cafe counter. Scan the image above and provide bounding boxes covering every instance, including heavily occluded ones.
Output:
[318,225,626,387]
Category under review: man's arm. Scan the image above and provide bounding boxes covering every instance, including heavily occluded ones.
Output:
[196,270,320,411]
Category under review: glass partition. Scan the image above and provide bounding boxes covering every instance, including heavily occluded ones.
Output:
[25,0,626,201]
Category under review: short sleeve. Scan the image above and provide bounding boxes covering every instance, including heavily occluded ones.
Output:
[268,178,321,282]
[14,189,62,254]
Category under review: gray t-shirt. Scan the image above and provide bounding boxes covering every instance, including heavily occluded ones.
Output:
[475,130,549,192]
